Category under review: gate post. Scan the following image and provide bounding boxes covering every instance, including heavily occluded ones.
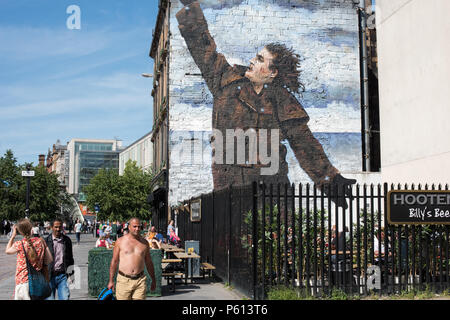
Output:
[252,181,258,300]
[228,185,232,287]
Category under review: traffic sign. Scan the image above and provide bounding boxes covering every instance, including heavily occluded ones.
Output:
[21,171,35,177]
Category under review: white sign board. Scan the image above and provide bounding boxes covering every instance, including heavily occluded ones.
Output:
[21,171,35,177]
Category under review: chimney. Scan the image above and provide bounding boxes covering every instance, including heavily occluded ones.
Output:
[38,154,45,167]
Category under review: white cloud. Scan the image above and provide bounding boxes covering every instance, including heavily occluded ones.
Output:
[306,102,361,133]
[0,26,110,60]
[0,70,153,164]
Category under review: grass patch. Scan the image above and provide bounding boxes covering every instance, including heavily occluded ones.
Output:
[267,286,360,300]
[267,285,450,300]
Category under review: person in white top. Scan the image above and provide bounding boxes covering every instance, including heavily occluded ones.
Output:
[32,222,40,237]
[74,220,82,245]
[374,228,389,265]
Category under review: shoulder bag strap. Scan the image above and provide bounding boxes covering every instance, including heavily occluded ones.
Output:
[21,240,33,270]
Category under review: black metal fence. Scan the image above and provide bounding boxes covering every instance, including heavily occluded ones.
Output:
[176,185,254,298]
[175,182,450,299]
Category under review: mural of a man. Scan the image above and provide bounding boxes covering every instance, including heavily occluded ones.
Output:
[177,0,356,208]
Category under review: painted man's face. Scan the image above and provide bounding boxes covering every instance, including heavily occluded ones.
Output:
[245,47,278,86]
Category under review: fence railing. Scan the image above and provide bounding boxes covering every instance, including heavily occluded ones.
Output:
[175,182,450,299]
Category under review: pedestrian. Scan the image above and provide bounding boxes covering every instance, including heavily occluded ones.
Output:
[107,218,156,300]
[105,223,112,235]
[44,221,50,235]
[74,219,82,245]
[95,221,100,238]
[123,222,129,235]
[4,220,11,236]
[45,218,74,300]
[95,235,110,249]
[31,222,40,238]
[5,219,53,300]
[116,221,123,238]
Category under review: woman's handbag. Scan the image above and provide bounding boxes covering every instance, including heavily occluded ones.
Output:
[21,241,52,300]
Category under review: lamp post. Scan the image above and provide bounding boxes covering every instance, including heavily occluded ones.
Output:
[94,203,100,238]
[21,164,34,218]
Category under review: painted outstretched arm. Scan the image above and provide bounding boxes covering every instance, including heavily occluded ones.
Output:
[282,121,356,209]
[180,0,196,5]
[176,1,231,95]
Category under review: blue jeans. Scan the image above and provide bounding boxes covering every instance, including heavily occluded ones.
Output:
[46,273,70,300]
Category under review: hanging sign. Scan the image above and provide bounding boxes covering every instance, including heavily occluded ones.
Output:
[21,171,35,177]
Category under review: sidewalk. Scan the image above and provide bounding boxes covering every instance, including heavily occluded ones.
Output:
[0,234,245,300]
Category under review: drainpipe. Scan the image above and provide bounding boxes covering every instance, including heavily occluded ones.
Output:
[165,2,171,225]
[357,0,371,171]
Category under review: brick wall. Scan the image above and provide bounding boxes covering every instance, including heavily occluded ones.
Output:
[168,0,362,206]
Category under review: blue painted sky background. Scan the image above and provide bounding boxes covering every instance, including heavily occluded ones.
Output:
[0,0,158,165]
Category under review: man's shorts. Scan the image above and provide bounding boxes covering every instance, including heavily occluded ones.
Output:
[115,272,147,300]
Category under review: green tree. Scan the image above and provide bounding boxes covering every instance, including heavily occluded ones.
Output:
[84,160,154,222]
[0,150,22,220]
[0,150,72,221]
[84,167,120,221]
[27,165,72,222]
[119,160,153,221]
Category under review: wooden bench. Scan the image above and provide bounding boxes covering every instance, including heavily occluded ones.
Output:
[162,259,182,263]
[162,272,185,292]
[201,262,216,279]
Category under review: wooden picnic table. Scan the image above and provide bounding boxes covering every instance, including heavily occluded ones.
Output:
[160,243,170,250]
[161,258,184,292]
[174,252,201,284]
[165,247,185,253]
[161,243,184,252]
[162,258,182,263]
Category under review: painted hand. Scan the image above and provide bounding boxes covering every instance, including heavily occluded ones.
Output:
[180,0,195,6]
[324,174,357,209]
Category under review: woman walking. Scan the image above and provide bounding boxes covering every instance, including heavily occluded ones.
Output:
[5,219,53,300]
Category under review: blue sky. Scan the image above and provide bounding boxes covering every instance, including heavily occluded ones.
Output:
[0,0,158,165]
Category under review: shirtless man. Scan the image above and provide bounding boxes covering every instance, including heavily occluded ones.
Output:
[107,218,156,300]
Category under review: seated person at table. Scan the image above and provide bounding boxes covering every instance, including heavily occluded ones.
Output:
[331,225,349,263]
[96,235,110,249]
[374,228,391,266]
[148,238,162,250]
[146,226,157,241]
[169,229,181,246]
[154,230,164,243]
[105,233,114,245]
